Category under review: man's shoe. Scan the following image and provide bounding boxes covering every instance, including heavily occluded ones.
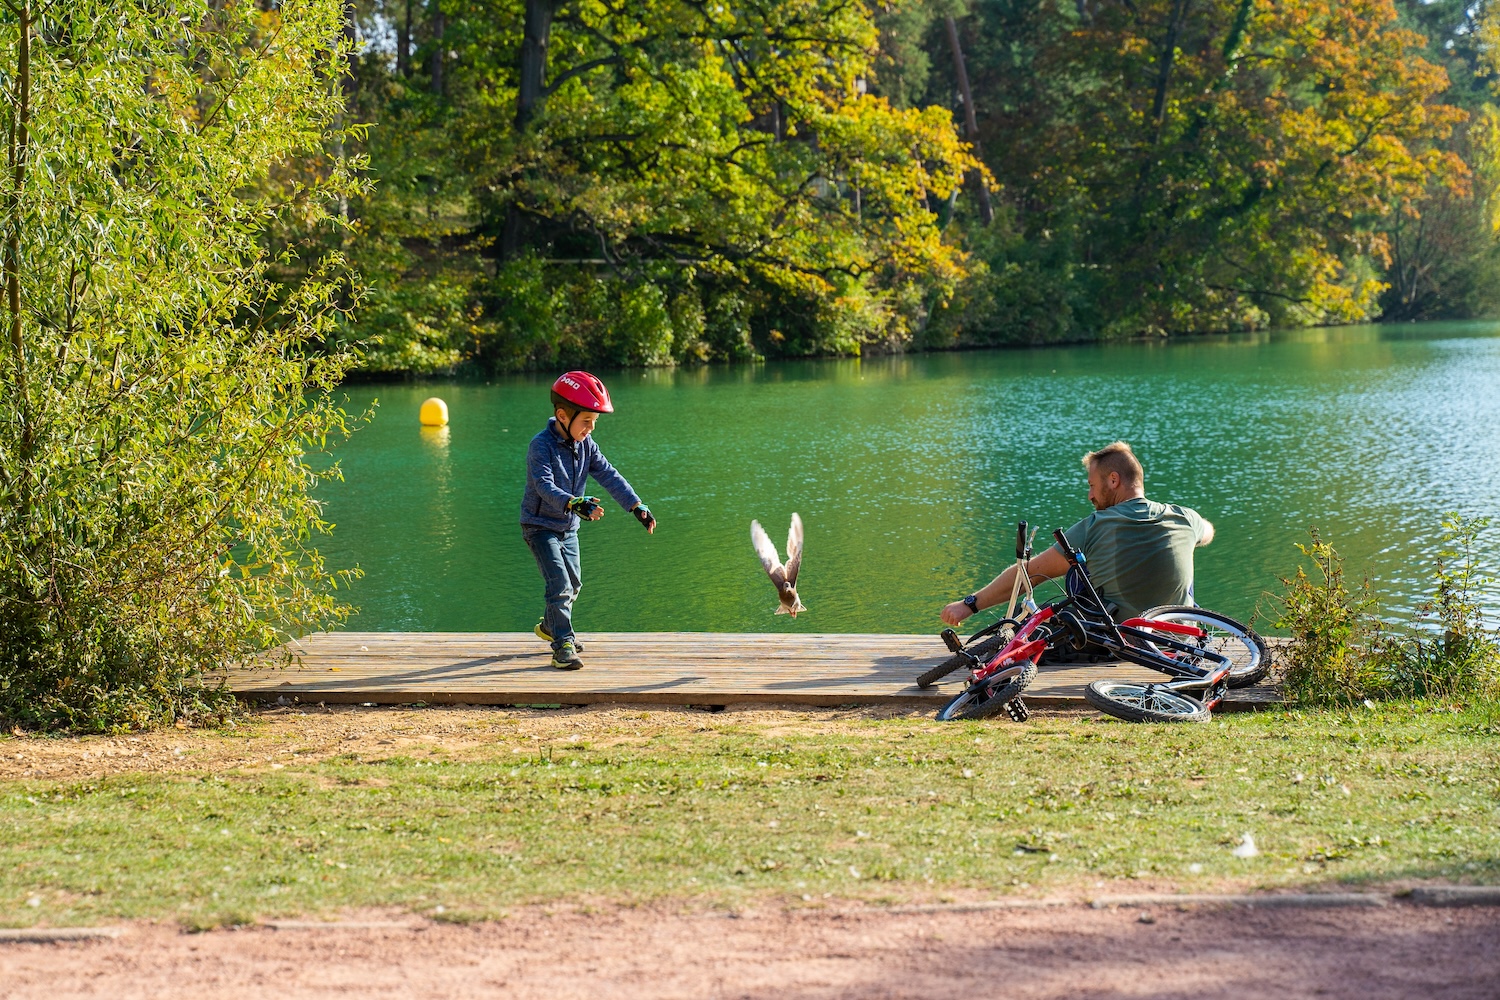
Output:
[551,639,584,671]
[535,620,582,652]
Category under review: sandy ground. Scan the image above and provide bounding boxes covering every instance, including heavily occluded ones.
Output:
[0,703,982,783]
[2,901,1497,999]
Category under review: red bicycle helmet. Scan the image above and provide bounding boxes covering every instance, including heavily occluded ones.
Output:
[550,371,614,413]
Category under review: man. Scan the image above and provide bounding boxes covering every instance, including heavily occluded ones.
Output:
[940,441,1213,626]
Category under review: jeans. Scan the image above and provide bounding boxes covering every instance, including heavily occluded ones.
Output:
[522,525,581,648]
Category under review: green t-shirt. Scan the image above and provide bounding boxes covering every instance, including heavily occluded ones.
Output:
[1060,497,1207,620]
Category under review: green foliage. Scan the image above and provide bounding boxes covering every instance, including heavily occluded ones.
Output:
[0,1,362,731]
[327,1,1500,372]
[1380,515,1500,700]
[1375,2,1500,320]
[925,0,1477,344]
[1274,532,1387,706]
[337,0,978,372]
[1272,517,1500,706]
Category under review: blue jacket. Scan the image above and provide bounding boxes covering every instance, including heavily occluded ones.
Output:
[520,418,641,531]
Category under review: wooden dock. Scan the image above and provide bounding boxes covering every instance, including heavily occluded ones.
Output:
[231,632,1280,711]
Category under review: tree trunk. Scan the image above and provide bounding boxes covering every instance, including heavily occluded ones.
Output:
[428,0,446,96]
[515,0,555,130]
[341,2,357,104]
[4,1,32,503]
[944,16,992,226]
[6,2,31,380]
[504,0,558,259]
[397,0,411,77]
[1150,0,1191,143]
[337,2,357,223]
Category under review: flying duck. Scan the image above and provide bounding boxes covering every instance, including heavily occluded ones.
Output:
[751,513,806,617]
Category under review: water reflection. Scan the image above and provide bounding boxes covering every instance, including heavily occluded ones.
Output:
[317,322,1500,632]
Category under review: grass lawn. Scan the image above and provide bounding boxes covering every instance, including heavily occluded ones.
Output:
[2,701,1498,928]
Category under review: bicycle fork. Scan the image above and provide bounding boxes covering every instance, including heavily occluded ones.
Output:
[940,629,1034,721]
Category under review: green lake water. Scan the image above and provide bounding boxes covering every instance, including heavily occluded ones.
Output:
[317,321,1500,634]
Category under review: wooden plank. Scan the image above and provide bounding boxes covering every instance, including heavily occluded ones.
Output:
[229,632,1283,712]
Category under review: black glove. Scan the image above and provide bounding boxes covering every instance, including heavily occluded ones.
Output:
[632,503,656,533]
[567,496,603,519]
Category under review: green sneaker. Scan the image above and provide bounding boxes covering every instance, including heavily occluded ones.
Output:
[550,638,584,671]
[535,620,583,652]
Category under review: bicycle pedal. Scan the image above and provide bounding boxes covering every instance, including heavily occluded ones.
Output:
[1004,698,1030,723]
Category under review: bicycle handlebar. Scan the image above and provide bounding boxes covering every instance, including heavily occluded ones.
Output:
[1015,521,1029,561]
[1052,528,1077,562]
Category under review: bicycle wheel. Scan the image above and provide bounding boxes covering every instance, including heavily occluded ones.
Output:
[1138,606,1270,688]
[1084,680,1210,723]
[935,659,1037,721]
[916,628,1012,689]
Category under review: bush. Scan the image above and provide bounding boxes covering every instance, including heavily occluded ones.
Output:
[1273,531,1387,706]
[1271,517,1500,706]
[0,1,360,732]
[1379,515,1500,700]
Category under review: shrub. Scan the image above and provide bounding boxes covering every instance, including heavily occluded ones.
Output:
[1272,531,1388,706]
[1379,515,1500,700]
[1271,516,1500,707]
[0,1,360,731]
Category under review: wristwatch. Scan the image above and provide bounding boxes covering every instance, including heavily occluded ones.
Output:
[962,594,979,614]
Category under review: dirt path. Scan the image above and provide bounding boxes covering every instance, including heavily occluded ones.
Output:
[2,902,1495,999]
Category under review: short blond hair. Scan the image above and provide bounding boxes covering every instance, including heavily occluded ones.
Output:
[1082,440,1143,486]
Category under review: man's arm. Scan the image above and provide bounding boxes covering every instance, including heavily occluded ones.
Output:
[1198,518,1214,546]
[940,545,1071,626]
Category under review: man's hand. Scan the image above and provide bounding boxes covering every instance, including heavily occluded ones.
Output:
[632,503,656,534]
[940,601,974,627]
[568,496,604,521]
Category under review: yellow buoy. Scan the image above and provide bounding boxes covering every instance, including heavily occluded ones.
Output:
[419,397,449,427]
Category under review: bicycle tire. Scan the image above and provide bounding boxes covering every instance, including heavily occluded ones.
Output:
[1083,679,1210,723]
[916,629,1012,689]
[1138,606,1270,688]
[935,659,1038,721]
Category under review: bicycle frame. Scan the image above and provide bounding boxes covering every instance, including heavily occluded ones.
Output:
[954,522,1040,649]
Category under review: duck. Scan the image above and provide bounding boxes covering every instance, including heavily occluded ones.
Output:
[751,513,806,617]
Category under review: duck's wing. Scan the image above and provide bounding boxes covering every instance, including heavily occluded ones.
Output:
[784,512,804,587]
[750,519,787,588]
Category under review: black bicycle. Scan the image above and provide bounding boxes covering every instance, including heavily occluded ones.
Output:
[931,527,1269,723]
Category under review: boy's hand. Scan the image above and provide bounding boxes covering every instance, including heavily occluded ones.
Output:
[568,496,603,520]
[632,503,656,534]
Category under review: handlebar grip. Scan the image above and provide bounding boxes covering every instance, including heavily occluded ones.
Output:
[1052,528,1077,560]
[1015,521,1028,560]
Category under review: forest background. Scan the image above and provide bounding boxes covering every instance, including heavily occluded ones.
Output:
[320,0,1500,375]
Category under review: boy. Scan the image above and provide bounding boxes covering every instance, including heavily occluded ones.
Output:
[520,371,656,670]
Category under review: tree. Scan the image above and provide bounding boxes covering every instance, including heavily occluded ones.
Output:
[338,0,981,371]
[930,0,1469,342]
[0,0,362,731]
